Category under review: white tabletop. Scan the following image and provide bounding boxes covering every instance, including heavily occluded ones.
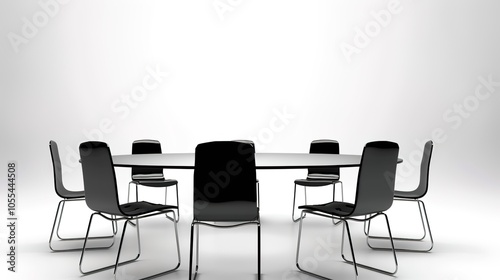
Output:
[112,153,368,169]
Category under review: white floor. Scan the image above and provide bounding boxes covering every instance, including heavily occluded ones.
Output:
[2,171,499,280]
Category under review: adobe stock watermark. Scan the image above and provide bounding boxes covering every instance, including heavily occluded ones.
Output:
[340,0,403,64]
[394,74,500,183]
[61,64,170,174]
[213,0,244,21]
[7,0,72,54]
[442,75,500,130]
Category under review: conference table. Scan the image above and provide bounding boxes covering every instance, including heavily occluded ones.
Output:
[111,153,381,169]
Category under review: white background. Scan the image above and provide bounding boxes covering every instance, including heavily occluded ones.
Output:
[1,0,500,279]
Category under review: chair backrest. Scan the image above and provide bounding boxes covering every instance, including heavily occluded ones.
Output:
[414,140,433,198]
[193,141,257,221]
[308,139,340,177]
[131,139,164,179]
[232,139,255,147]
[49,140,68,198]
[79,141,123,216]
[351,141,399,216]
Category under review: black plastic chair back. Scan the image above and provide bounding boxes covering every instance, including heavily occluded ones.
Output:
[415,140,433,198]
[351,141,399,216]
[131,140,164,178]
[49,140,70,198]
[193,141,257,221]
[79,141,123,216]
[308,140,340,177]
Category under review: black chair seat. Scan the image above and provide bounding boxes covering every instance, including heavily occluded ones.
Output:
[120,201,178,216]
[131,179,178,188]
[394,189,425,199]
[299,201,355,217]
[294,179,339,187]
[306,173,340,180]
[195,202,259,222]
[58,189,85,199]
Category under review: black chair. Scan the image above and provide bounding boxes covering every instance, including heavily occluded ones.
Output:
[366,140,434,252]
[78,141,180,279]
[296,141,399,279]
[233,139,260,207]
[128,139,180,221]
[292,139,344,222]
[189,141,260,280]
[48,140,115,252]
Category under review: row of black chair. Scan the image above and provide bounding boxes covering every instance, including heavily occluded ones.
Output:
[48,139,433,279]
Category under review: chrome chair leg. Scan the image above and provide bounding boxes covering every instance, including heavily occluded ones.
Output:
[79,213,140,275]
[173,184,181,222]
[127,183,139,227]
[134,211,181,279]
[189,223,200,280]
[112,216,118,235]
[366,199,434,252]
[257,222,261,279]
[196,224,200,275]
[112,218,139,276]
[127,182,137,203]
[292,184,300,222]
[341,221,359,278]
[296,211,397,279]
[332,182,343,225]
[55,199,67,240]
[341,213,398,276]
[189,221,260,280]
[292,184,308,222]
[257,180,260,209]
[165,183,180,222]
[127,183,132,202]
[296,212,333,280]
[80,211,180,279]
[49,199,115,252]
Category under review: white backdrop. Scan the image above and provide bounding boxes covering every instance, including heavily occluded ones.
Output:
[1,0,500,279]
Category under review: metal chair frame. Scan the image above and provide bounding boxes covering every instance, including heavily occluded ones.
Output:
[127,180,180,222]
[292,181,344,223]
[189,220,261,280]
[365,140,434,252]
[49,198,117,252]
[78,141,181,279]
[296,210,398,280]
[127,139,180,222]
[49,140,116,252]
[365,198,434,252]
[79,211,180,279]
[292,140,344,224]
